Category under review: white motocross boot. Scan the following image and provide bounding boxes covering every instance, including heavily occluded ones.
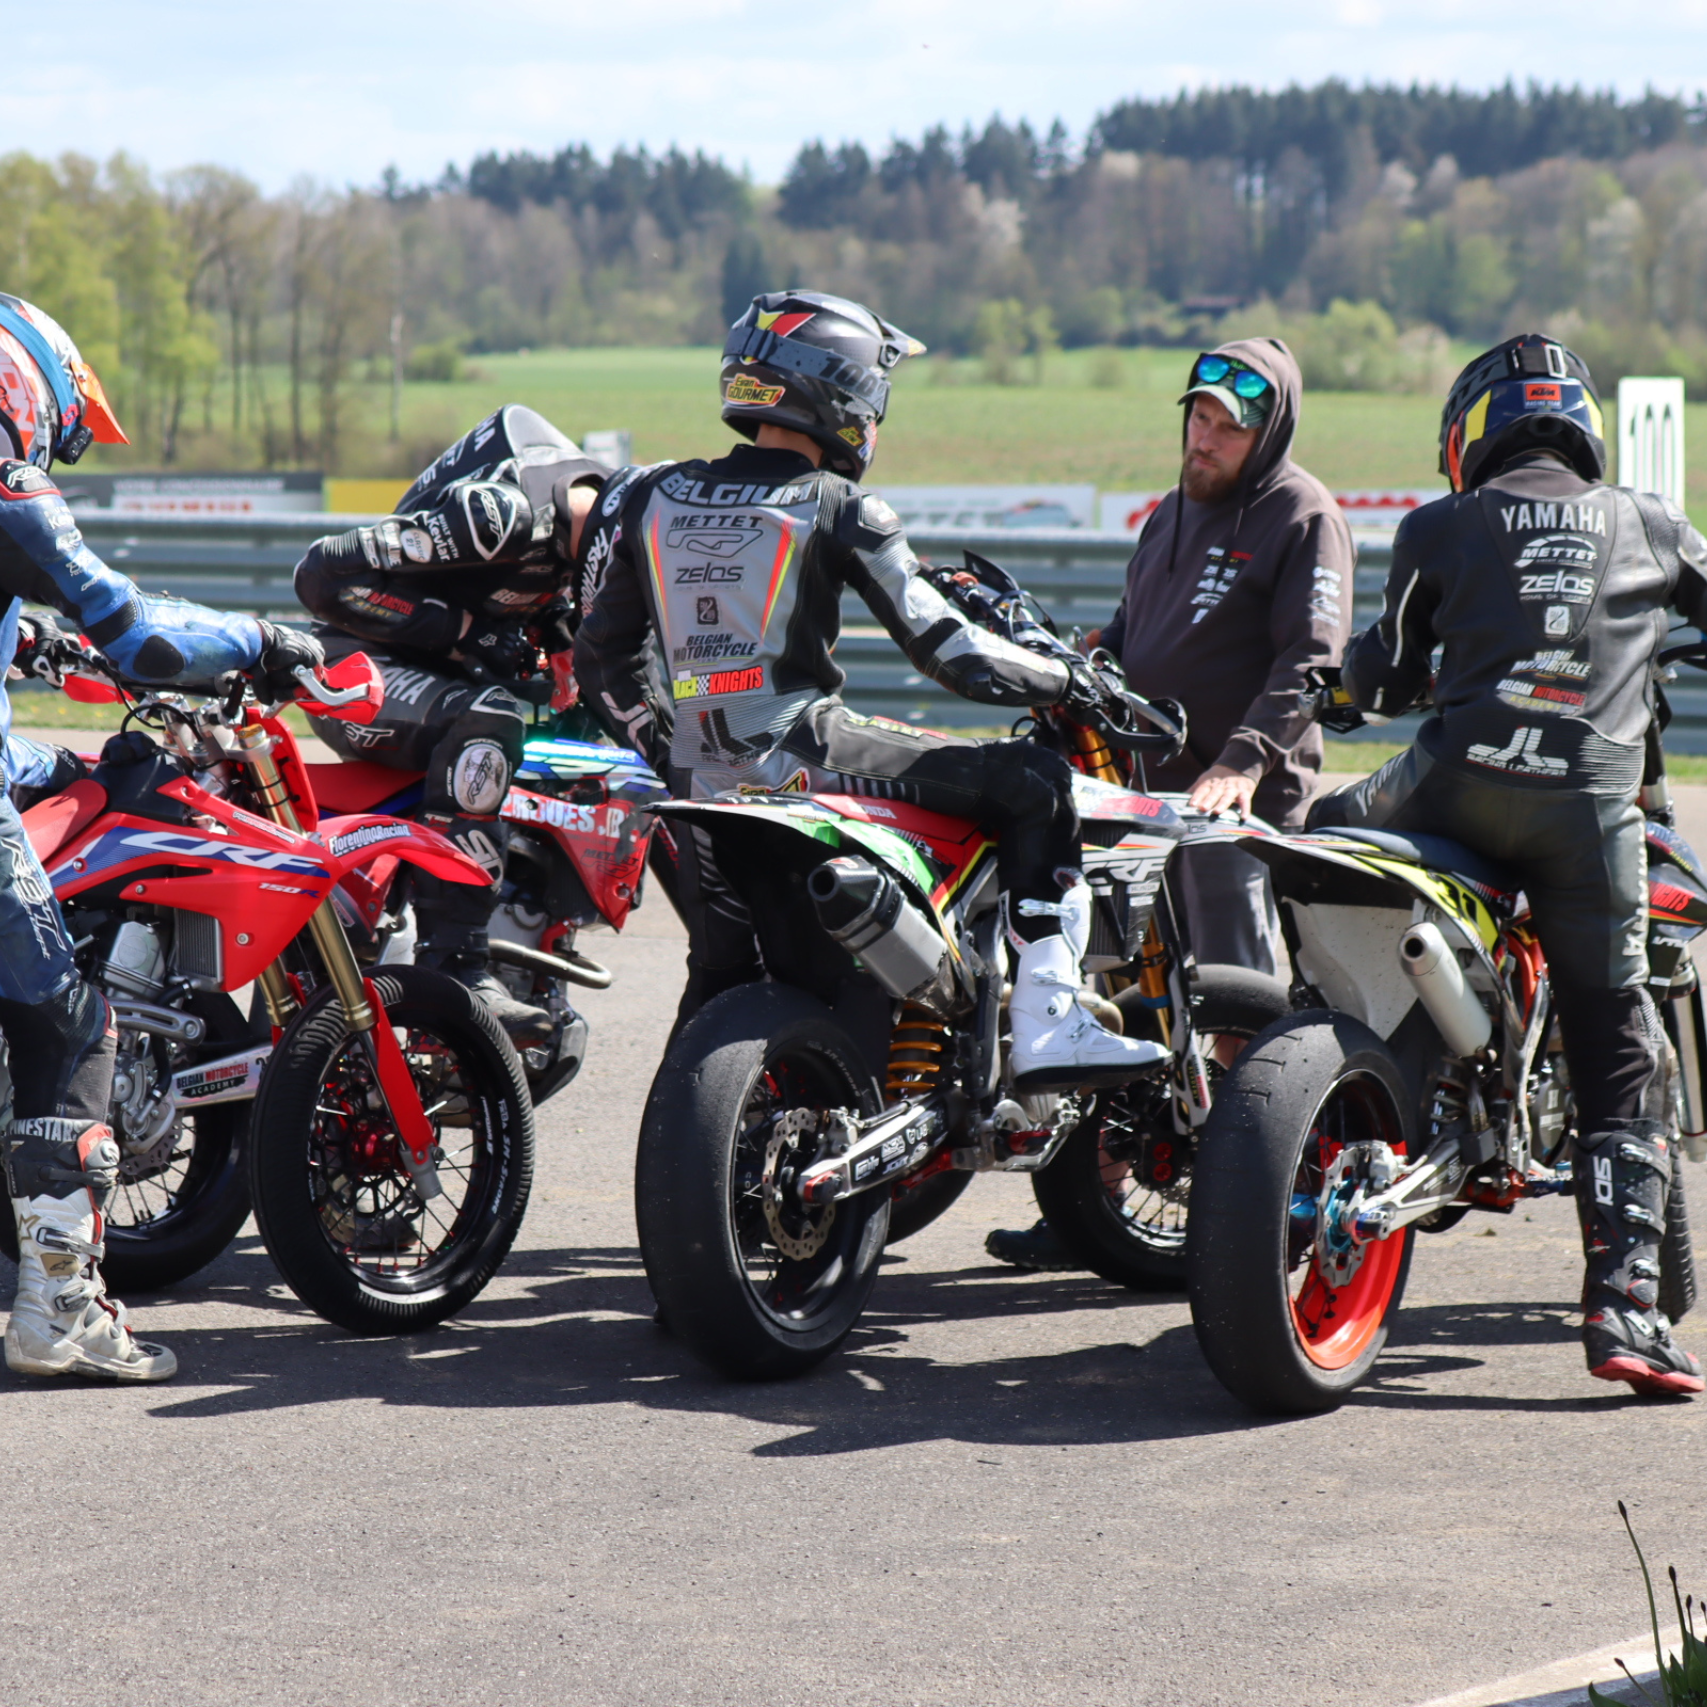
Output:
[1009,883,1169,1093]
[5,1119,176,1382]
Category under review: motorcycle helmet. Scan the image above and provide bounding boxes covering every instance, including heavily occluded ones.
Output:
[721,290,925,479]
[1439,332,1604,492]
[0,292,129,470]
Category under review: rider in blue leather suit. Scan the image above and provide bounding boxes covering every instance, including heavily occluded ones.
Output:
[0,291,318,1381]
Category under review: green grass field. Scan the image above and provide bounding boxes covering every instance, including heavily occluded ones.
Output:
[301,345,1707,523]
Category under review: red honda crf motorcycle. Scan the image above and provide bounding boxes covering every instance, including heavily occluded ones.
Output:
[303,733,668,1105]
[1,648,534,1334]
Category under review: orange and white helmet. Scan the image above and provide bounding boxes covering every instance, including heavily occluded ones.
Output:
[0,292,128,470]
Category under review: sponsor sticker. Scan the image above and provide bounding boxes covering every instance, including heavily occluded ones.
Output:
[725,373,786,407]
[329,822,415,857]
[673,665,765,700]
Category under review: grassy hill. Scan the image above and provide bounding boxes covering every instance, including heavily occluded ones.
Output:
[338,345,1707,520]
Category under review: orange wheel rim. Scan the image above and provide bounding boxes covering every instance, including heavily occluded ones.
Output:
[1288,1073,1407,1371]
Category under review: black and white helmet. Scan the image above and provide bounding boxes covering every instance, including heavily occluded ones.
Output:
[720,290,924,479]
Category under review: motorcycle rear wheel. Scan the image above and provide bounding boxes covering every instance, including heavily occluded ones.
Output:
[0,990,254,1293]
[250,966,534,1335]
[1189,1010,1416,1414]
[1032,965,1291,1290]
[636,982,889,1379]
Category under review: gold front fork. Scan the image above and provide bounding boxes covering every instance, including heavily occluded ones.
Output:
[236,717,376,1033]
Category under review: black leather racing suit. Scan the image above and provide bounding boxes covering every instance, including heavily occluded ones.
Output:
[1313,452,1707,1127]
[294,406,608,965]
[572,443,1077,1013]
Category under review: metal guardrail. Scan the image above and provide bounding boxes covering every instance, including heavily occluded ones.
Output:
[64,514,1707,753]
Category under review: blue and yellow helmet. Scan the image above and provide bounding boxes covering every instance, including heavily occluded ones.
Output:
[1440,333,1604,492]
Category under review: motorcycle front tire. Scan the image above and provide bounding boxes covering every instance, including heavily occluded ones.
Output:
[250,966,534,1335]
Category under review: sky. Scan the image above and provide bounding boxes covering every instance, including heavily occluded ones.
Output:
[11,0,1707,191]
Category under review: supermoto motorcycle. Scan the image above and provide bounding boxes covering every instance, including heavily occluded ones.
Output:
[0,646,535,1333]
[301,730,668,1105]
[1188,651,1707,1413]
[634,551,1289,1378]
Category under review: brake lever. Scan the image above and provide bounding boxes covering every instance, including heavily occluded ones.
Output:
[292,663,370,708]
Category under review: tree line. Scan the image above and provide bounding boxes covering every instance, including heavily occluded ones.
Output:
[5,81,1707,469]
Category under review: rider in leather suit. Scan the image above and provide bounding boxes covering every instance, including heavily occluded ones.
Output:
[294,406,610,1040]
[1,291,318,1381]
[1312,332,1707,1396]
[573,291,1158,1089]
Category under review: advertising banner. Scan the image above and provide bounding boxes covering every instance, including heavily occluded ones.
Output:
[873,485,1097,530]
[1099,487,1446,535]
[55,472,324,515]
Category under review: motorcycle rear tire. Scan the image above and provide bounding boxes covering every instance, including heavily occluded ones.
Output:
[1032,965,1291,1290]
[250,966,534,1335]
[886,1168,973,1244]
[0,991,255,1293]
[636,982,889,1379]
[1661,1159,1698,1325]
[1189,1010,1417,1414]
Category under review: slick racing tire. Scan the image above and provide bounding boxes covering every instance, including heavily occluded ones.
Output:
[1189,1010,1416,1415]
[1661,1159,1698,1325]
[1032,966,1291,1290]
[250,966,534,1335]
[636,982,889,1379]
[886,1168,973,1245]
[0,991,255,1294]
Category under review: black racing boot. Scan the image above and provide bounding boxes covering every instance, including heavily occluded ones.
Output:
[1575,1120,1704,1397]
[986,1218,1082,1273]
[415,818,554,1045]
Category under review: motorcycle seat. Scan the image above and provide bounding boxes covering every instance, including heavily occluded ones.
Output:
[304,760,421,816]
[1334,827,1522,895]
[22,779,108,866]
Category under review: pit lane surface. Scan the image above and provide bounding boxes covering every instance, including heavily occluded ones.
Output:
[1,797,1704,1707]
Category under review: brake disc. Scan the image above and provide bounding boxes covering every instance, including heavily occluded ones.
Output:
[763,1107,837,1262]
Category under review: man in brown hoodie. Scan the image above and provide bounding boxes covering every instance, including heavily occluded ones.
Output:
[989,336,1354,1270]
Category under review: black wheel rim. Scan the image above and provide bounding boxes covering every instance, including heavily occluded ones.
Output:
[728,1046,870,1330]
[109,1035,234,1237]
[1093,1024,1251,1254]
[305,1020,500,1293]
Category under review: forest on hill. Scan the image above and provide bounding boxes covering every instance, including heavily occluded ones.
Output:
[5,80,1707,468]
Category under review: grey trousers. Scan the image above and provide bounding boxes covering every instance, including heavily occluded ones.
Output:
[1173,840,1282,977]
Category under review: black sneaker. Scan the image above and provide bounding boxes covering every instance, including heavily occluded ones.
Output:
[985,1219,1081,1273]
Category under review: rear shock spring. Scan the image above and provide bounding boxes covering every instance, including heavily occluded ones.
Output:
[887,1003,948,1100]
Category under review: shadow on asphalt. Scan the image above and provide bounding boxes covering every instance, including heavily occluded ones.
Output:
[42,1239,1272,1450]
[6,1241,1647,1440]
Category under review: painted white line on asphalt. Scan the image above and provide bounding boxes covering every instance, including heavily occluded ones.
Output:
[1412,1626,1681,1707]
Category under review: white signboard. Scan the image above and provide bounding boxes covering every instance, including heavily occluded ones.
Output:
[1618,377,1686,506]
[582,429,632,468]
[1098,488,1445,536]
[873,485,1096,531]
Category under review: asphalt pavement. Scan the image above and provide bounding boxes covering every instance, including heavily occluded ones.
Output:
[0,787,1705,1705]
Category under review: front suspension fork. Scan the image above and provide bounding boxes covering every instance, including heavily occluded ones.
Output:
[237,715,442,1199]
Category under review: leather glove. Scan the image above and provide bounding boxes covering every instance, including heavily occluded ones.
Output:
[12,610,76,685]
[254,621,326,700]
[1058,656,1108,717]
[461,619,539,681]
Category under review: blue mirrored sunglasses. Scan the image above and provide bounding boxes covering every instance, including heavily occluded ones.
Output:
[1192,353,1271,399]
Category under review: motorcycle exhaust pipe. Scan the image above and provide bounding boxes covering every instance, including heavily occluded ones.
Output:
[808,856,955,1013]
[1398,920,1492,1059]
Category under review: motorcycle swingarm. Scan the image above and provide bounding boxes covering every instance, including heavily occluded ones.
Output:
[795,1100,949,1205]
